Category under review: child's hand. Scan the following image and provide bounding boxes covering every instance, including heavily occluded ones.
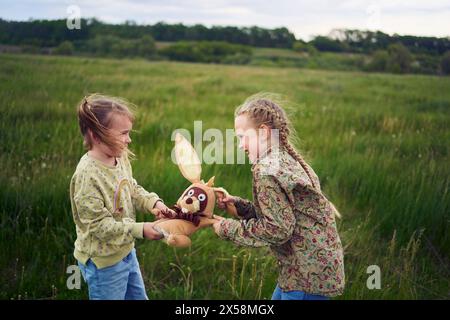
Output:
[143,222,164,240]
[212,214,225,235]
[152,201,176,219]
[217,194,236,210]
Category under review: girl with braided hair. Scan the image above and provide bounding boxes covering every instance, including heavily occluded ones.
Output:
[213,93,345,300]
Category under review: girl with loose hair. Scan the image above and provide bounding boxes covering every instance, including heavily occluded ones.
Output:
[70,94,173,300]
[213,93,345,300]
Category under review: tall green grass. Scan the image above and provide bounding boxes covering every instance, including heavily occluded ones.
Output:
[251,47,367,71]
[0,53,448,299]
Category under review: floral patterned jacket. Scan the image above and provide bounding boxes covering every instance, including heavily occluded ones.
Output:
[217,149,345,297]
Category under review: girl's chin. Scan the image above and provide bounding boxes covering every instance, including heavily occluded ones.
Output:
[114,147,127,157]
[107,151,123,158]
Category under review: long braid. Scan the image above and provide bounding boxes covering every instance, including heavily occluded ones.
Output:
[279,128,318,190]
[259,100,319,190]
[278,130,342,219]
[238,98,318,190]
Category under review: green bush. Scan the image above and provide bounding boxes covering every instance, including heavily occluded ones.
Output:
[366,44,413,74]
[53,41,74,55]
[21,45,41,54]
[84,35,156,59]
[221,52,252,65]
[386,43,413,74]
[292,41,318,56]
[366,50,389,72]
[85,35,120,56]
[310,36,344,52]
[137,35,156,59]
[441,51,450,75]
[411,54,440,75]
[159,41,252,64]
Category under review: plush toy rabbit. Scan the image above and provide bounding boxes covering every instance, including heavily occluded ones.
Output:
[148,133,236,247]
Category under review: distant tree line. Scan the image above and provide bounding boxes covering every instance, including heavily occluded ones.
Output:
[0,18,296,48]
[296,29,450,75]
[1,19,449,55]
[309,29,450,56]
[1,18,449,75]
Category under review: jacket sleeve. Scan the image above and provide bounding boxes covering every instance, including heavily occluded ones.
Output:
[217,175,295,247]
[72,173,144,243]
[234,197,257,220]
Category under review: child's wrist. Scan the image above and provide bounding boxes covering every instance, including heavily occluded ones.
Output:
[153,199,164,209]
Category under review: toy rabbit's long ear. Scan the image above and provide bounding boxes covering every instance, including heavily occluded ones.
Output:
[174,132,201,183]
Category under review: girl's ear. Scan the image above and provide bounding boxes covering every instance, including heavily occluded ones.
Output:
[259,124,272,141]
[87,128,98,144]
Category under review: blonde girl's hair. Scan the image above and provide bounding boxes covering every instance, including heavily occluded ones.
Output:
[235,92,341,218]
[77,94,136,159]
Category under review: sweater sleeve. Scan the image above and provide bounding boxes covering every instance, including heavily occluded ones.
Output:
[130,177,161,213]
[72,173,144,243]
[217,175,295,247]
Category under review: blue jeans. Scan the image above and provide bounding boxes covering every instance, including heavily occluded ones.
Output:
[77,248,148,300]
[271,284,329,300]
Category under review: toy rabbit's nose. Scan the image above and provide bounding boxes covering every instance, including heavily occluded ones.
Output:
[185,198,193,204]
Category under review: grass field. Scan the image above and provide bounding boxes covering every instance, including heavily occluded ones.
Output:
[0,53,448,299]
[156,42,369,71]
[250,49,367,71]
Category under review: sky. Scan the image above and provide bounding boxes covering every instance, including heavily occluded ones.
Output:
[1,0,449,40]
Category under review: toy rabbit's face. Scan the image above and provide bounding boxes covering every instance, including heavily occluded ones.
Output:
[174,133,221,219]
[176,181,216,218]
